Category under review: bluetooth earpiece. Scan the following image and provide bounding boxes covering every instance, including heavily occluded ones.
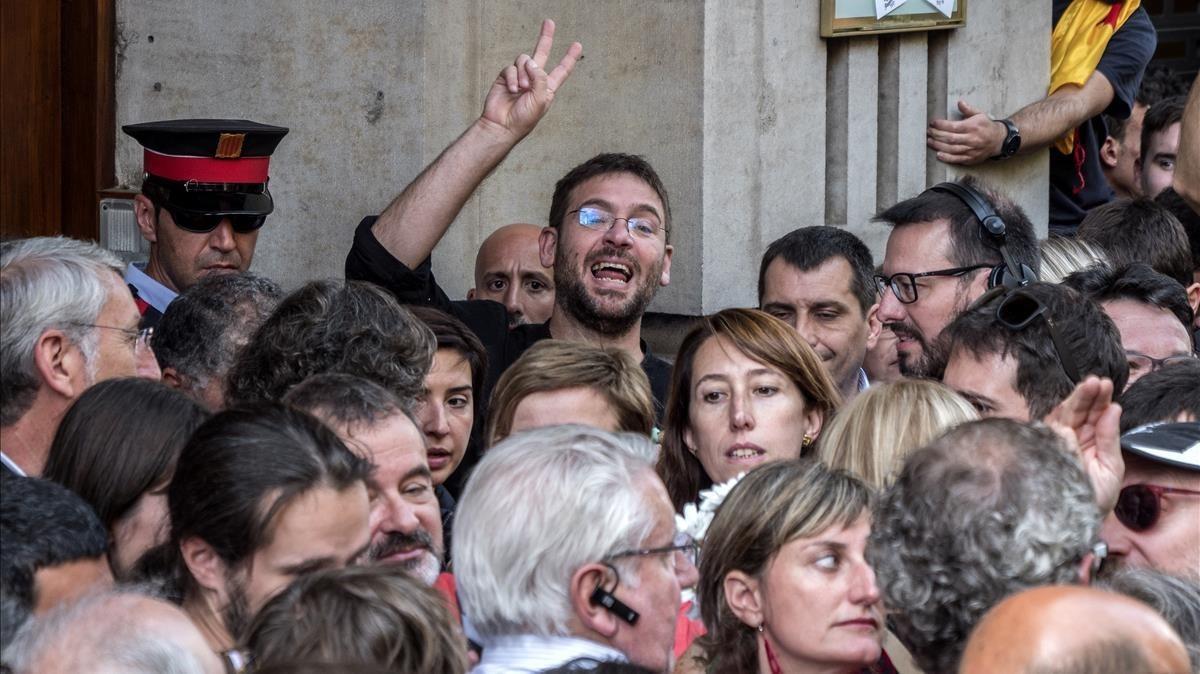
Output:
[589,568,640,625]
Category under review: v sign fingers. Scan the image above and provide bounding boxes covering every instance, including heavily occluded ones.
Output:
[479,19,582,142]
[546,40,583,94]
[531,19,556,68]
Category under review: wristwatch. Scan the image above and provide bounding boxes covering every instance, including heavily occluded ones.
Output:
[990,118,1021,160]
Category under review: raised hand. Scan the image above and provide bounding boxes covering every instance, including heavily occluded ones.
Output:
[1043,376,1124,515]
[927,100,1006,165]
[480,19,583,141]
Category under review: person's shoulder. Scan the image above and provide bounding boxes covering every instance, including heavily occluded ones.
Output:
[506,321,552,352]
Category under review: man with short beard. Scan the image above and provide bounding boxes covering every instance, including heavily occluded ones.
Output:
[345,20,673,416]
[874,177,1039,377]
[284,373,445,585]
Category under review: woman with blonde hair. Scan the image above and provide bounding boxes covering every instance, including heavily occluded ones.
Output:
[657,308,841,511]
[484,339,656,446]
[818,379,977,489]
[691,459,893,674]
[1038,236,1109,283]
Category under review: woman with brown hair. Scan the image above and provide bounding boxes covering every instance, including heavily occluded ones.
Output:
[690,460,892,674]
[657,308,840,510]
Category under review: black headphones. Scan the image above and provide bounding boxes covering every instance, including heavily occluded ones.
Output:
[927,182,1036,290]
[589,566,640,625]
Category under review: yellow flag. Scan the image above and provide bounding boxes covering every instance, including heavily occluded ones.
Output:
[1049,0,1141,153]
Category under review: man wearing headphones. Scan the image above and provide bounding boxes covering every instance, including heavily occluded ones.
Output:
[874,177,1040,378]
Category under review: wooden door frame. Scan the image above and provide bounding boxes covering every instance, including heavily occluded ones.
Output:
[0,0,113,242]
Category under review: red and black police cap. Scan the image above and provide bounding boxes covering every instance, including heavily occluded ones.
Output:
[123,119,288,226]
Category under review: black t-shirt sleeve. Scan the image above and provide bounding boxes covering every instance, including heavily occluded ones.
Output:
[1095,7,1157,120]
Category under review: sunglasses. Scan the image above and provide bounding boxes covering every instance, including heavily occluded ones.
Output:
[163,207,267,234]
[143,176,273,234]
[994,289,1081,384]
[1113,483,1200,532]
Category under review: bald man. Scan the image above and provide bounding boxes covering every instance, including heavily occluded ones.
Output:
[959,585,1190,674]
[467,223,554,328]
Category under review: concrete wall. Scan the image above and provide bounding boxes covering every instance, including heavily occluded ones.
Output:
[114,0,1049,315]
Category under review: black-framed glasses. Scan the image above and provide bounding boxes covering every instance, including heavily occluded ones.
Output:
[605,531,698,567]
[569,206,668,239]
[1125,350,1197,377]
[994,289,1081,384]
[874,264,992,304]
[1114,483,1200,532]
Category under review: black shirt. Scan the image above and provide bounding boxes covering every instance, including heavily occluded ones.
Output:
[1048,2,1156,235]
[344,216,672,421]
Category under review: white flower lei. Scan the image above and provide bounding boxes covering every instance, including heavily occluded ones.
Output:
[675,472,745,612]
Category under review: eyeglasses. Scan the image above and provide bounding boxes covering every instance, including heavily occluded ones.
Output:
[1113,483,1200,532]
[994,289,1081,384]
[874,264,992,304]
[73,324,154,355]
[164,207,267,234]
[569,207,667,239]
[1125,350,1197,377]
[606,531,698,567]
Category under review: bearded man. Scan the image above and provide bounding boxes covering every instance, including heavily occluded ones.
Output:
[344,20,672,417]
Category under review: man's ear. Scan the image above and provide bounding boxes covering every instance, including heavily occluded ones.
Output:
[160,367,186,391]
[1100,135,1120,169]
[539,227,558,268]
[1185,282,1200,320]
[659,244,673,287]
[865,302,882,350]
[1077,552,1096,585]
[723,569,764,628]
[33,329,85,399]
[180,537,228,599]
[133,194,159,244]
[570,563,620,639]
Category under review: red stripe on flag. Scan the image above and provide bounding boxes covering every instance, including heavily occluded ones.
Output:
[1103,2,1122,28]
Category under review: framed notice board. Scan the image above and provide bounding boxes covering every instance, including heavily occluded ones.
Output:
[821,0,966,38]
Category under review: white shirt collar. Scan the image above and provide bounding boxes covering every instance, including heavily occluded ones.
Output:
[473,634,627,674]
[124,262,177,314]
[0,452,28,477]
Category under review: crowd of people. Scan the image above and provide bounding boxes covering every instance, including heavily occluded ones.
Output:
[2,13,1200,674]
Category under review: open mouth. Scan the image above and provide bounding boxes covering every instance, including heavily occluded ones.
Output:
[590,261,633,285]
[887,323,921,349]
[725,444,767,462]
[426,448,452,470]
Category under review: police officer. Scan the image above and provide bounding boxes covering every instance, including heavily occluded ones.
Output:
[124,119,287,327]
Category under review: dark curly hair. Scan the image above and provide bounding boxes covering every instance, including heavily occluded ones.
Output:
[153,272,281,400]
[224,279,435,406]
[868,419,1100,674]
